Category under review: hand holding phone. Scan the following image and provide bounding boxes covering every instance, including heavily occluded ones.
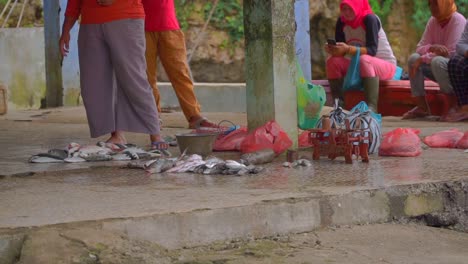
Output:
[327,38,337,46]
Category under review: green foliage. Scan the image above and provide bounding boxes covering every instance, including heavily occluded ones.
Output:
[174,0,243,43]
[368,0,393,23]
[412,0,468,33]
[203,0,244,43]
[174,0,195,31]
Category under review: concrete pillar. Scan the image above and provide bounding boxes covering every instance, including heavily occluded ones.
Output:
[244,0,298,146]
[294,0,311,81]
[43,0,63,107]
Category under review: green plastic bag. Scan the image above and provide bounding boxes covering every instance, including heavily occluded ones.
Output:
[296,61,326,130]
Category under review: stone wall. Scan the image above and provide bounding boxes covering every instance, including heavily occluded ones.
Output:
[182,0,421,82]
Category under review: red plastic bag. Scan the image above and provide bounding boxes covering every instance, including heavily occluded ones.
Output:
[213,127,248,151]
[456,131,468,149]
[240,121,293,154]
[423,129,464,148]
[379,128,422,157]
[299,131,312,147]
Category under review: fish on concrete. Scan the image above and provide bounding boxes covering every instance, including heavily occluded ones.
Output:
[145,158,177,173]
[29,155,64,163]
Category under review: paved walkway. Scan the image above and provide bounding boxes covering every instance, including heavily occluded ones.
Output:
[0,107,467,249]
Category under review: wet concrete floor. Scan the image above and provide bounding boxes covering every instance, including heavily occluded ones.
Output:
[0,107,467,229]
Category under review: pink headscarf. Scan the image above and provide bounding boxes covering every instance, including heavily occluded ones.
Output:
[340,0,374,29]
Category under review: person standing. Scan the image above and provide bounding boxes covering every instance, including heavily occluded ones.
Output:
[59,0,168,150]
[402,0,465,119]
[142,0,218,129]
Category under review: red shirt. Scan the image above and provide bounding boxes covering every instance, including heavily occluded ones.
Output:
[142,0,180,31]
[65,0,145,24]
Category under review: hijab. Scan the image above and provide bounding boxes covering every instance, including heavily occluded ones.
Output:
[340,0,374,29]
[433,0,457,24]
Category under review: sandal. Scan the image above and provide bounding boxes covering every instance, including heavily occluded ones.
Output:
[443,111,468,122]
[188,116,219,129]
[151,141,169,150]
[402,107,430,120]
[150,141,171,157]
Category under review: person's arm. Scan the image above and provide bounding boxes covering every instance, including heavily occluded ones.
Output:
[362,14,379,56]
[456,20,468,58]
[335,18,346,43]
[443,14,466,57]
[59,0,81,57]
[415,17,435,56]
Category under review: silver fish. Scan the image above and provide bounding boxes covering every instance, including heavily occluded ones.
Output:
[204,156,225,168]
[112,153,133,161]
[127,160,148,169]
[225,160,247,170]
[292,159,312,167]
[64,156,86,163]
[145,158,177,173]
[203,163,226,175]
[47,149,68,160]
[81,153,113,162]
[29,155,63,163]
[167,154,204,173]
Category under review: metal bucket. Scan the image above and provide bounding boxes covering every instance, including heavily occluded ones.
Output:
[175,133,218,156]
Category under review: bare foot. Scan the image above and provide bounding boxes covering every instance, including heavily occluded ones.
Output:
[106,131,127,144]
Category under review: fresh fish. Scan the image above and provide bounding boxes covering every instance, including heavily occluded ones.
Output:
[148,148,172,157]
[203,163,226,175]
[67,142,81,156]
[292,159,312,167]
[47,149,68,160]
[145,158,177,173]
[247,165,264,174]
[225,160,247,170]
[167,154,204,173]
[204,156,225,168]
[76,145,112,156]
[127,160,148,169]
[81,153,113,162]
[123,146,159,159]
[29,155,63,163]
[112,153,133,161]
[168,159,205,173]
[64,156,87,163]
[240,149,275,165]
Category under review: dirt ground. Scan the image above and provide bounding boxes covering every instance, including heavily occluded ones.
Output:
[2,223,467,264]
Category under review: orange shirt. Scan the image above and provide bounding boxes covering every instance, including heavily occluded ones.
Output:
[65,0,145,24]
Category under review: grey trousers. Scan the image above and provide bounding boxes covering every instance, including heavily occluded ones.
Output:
[78,19,161,138]
[408,53,453,97]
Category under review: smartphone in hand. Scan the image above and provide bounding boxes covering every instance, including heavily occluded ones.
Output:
[327,38,337,46]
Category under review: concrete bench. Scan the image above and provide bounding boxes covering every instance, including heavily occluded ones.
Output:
[311,80,448,116]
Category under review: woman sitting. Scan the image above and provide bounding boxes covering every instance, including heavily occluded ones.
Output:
[325,0,397,112]
[402,0,465,119]
[445,20,468,122]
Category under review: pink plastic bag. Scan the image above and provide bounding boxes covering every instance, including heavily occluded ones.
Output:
[299,131,312,147]
[379,128,422,157]
[423,129,464,148]
[456,131,468,149]
[240,121,293,154]
[213,127,248,151]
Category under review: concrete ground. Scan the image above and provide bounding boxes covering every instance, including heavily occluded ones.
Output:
[0,106,467,263]
[2,223,468,264]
